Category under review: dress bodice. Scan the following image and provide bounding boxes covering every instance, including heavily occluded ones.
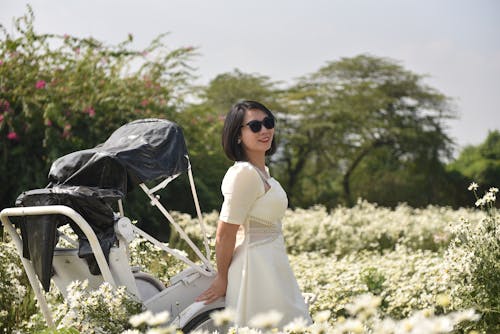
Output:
[219,162,288,228]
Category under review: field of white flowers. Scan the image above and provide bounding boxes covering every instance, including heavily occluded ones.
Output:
[0,187,498,333]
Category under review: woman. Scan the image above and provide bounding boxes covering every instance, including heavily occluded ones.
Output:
[196,100,312,328]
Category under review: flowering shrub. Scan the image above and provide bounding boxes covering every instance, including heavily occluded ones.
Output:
[169,201,485,257]
[0,198,496,332]
[0,240,31,333]
[128,235,188,284]
[290,246,451,319]
[446,185,499,332]
[0,6,195,211]
[52,280,142,334]
[124,294,479,334]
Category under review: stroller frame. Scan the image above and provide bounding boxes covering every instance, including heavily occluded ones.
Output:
[0,160,224,331]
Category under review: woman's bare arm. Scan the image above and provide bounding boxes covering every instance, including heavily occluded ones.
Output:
[195,220,240,304]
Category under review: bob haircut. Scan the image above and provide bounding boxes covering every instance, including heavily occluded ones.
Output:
[222,100,277,162]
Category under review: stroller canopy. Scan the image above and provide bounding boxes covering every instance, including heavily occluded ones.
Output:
[16,118,190,291]
[48,118,190,194]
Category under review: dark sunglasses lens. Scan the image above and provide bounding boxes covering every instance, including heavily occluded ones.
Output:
[263,117,275,129]
[248,121,262,132]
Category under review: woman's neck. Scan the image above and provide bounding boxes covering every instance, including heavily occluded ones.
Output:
[245,153,266,175]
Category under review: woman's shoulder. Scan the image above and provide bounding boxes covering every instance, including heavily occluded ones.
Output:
[225,161,260,179]
[222,161,264,190]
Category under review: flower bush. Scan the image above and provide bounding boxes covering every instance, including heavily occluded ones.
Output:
[51,280,142,334]
[0,6,196,214]
[0,240,31,333]
[0,191,497,332]
[445,186,499,332]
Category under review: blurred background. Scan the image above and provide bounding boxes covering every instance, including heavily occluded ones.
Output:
[1,1,499,236]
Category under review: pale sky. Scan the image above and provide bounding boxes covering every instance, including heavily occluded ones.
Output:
[2,0,499,156]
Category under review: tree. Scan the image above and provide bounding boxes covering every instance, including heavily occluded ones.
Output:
[448,130,500,204]
[276,54,456,207]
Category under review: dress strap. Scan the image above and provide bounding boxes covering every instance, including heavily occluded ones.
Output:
[252,165,271,191]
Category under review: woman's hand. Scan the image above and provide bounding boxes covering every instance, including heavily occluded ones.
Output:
[196,274,227,304]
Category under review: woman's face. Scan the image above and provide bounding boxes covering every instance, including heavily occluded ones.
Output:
[240,108,274,157]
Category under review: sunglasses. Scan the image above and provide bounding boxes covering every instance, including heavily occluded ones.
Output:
[241,117,275,133]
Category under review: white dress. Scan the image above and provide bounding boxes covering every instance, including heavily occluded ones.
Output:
[219,161,312,328]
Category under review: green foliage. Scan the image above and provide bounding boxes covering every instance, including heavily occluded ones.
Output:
[360,267,386,295]
[35,328,79,334]
[203,69,279,112]
[275,54,456,208]
[448,131,500,202]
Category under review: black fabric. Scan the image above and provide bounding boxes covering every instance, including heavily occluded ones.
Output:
[15,118,190,291]
[15,187,122,290]
[14,191,62,292]
[48,118,189,192]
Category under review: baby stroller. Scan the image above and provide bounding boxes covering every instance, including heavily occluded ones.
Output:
[0,119,224,332]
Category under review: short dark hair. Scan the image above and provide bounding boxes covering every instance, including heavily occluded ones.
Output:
[222,100,277,161]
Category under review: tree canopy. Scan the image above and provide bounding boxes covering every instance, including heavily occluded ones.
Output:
[274,55,456,207]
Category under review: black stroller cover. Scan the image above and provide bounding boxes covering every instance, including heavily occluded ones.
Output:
[16,119,189,291]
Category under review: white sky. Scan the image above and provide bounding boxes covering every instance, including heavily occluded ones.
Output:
[2,0,499,156]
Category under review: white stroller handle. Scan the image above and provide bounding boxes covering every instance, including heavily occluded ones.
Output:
[0,205,118,329]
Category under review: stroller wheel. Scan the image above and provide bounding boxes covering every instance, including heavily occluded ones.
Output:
[182,307,225,333]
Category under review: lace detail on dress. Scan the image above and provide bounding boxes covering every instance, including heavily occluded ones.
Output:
[246,219,282,247]
[247,215,274,226]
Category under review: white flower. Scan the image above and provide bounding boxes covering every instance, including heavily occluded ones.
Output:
[313,310,331,323]
[345,293,381,316]
[432,317,454,333]
[338,318,364,333]
[475,198,485,207]
[484,192,496,203]
[435,294,450,307]
[146,327,176,334]
[372,318,397,334]
[189,330,211,334]
[236,327,262,334]
[248,310,283,329]
[451,309,480,323]
[488,187,498,194]
[468,182,479,191]
[147,311,170,326]
[129,310,153,327]
[309,321,331,334]
[210,308,236,326]
[283,317,309,333]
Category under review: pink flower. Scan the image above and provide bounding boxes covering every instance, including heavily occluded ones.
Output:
[0,114,4,123]
[36,80,46,89]
[0,60,3,66]
[64,34,69,40]
[87,107,95,117]
[140,99,149,107]
[45,119,52,126]
[7,131,19,141]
